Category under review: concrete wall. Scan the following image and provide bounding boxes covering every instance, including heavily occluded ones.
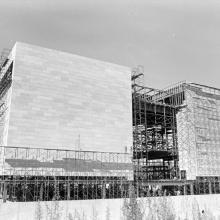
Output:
[1,195,220,220]
[6,42,132,153]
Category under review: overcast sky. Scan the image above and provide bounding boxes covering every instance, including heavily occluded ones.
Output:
[0,0,219,88]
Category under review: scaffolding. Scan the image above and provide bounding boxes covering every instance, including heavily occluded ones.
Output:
[0,48,134,202]
[0,45,220,201]
[177,83,220,193]
[132,66,220,196]
[0,49,13,148]
[132,66,181,195]
[0,146,133,201]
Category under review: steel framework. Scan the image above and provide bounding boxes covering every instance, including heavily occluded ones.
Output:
[132,66,220,197]
[0,146,133,201]
[0,46,220,201]
[0,48,133,202]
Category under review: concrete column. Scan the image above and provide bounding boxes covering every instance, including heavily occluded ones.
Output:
[102,183,106,199]
[0,181,3,198]
[39,184,43,201]
[67,182,70,200]
[190,184,194,195]
[183,185,187,195]
[213,181,216,194]
[209,182,212,194]
[3,181,7,203]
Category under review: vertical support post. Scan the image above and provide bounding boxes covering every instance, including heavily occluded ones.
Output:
[120,183,124,198]
[3,180,7,203]
[0,180,3,199]
[102,182,106,199]
[213,179,216,194]
[40,183,43,201]
[209,181,212,194]
[190,183,194,195]
[136,182,139,197]
[67,180,70,200]
[183,184,187,195]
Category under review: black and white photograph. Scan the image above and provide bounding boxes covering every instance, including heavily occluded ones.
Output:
[0,0,220,219]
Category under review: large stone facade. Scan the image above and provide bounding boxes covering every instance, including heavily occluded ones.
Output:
[2,42,132,153]
[177,84,220,180]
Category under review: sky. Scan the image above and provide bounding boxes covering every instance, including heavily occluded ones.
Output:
[0,0,219,89]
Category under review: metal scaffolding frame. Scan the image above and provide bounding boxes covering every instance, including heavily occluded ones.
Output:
[132,66,220,196]
[0,44,220,201]
[0,146,133,202]
[0,48,133,202]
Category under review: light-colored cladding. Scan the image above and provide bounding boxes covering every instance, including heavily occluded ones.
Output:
[177,89,197,180]
[7,42,132,153]
[177,85,220,180]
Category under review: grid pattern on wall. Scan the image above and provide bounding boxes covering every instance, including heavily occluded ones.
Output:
[0,146,133,179]
[188,84,220,177]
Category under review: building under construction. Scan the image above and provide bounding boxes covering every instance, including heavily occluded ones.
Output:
[132,66,220,196]
[0,42,220,201]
